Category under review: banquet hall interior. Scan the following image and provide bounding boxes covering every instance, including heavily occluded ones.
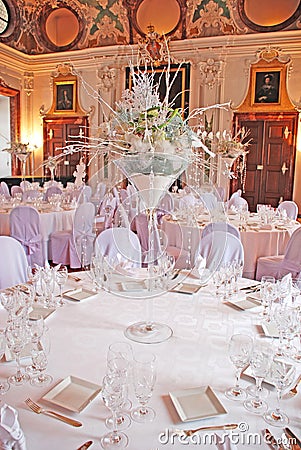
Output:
[0,1,301,449]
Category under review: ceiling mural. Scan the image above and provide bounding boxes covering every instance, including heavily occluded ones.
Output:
[0,0,300,55]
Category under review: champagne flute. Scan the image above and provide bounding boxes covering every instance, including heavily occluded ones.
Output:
[264,358,296,426]
[225,334,253,401]
[55,265,68,306]
[101,374,129,449]
[131,352,156,423]
[5,323,30,386]
[26,315,45,376]
[106,357,131,431]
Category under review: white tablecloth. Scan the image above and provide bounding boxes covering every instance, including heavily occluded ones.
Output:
[162,216,299,279]
[0,207,75,260]
[0,274,300,450]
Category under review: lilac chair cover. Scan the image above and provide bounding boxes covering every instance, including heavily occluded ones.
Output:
[50,202,95,268]
[11,186,23,197]
[179,193,197,209]
[255,227,301,280]
[277,201,298,220]
[229,196,249,211]
[133,212,162,264]
[78,185,92,204]
[200,193,218,212]
[0,181,10,198]
[9,206,44,267]
[0,236,28,289]
[20,180,31,191]
[98,194,117,229]
[199,230,244,272]
[95,182,106,199]
[22,190,40,202]
[95,227,142,268]
[44,186,62,201]
[201,222,241,240]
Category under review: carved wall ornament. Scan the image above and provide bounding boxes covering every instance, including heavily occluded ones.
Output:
[23,72,34,96]
[97,66,117,91]
[138,25,170,67]
[255,46,291,65]
[199,58,224,89]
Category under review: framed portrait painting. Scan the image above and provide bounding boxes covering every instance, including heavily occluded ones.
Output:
[54,80,76,112]
[253,70,280,104]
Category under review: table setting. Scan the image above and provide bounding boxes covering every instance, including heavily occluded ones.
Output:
[0,262,299,449]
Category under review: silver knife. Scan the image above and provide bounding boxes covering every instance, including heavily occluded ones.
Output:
[284,428,301,449]
[76,440,93,450]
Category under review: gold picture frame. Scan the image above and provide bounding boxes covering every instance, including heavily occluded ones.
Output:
[54,80,76,112]
[253,69,281,105]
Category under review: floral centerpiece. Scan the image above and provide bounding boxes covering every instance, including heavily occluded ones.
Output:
[3,141,36,180]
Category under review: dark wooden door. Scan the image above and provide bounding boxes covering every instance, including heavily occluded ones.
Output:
[233,113,297,211]
[43,116,88,179]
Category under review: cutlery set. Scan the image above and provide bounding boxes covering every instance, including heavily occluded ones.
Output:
[25,398,82,427]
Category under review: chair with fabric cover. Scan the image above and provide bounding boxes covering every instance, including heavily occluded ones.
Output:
[22,190,40,202]
[11,186,23,198]
[20,180,31,191]
[199,230,244,272]
[157,192,174,224]
[96,193,117,230]
[201,222,241,240]
[132,212,162,264]
[277,201,298,220]
[228,196,249,211]
[0,236,28,289]
[255,227,301,280]
[95,227,142,268]
[44,186,62,202]
[77,185,92,204]
[50,202,96,269]
[0,181,10,199]
[9,205,44,267]
[179,193,197,210]
[200,192,218,212]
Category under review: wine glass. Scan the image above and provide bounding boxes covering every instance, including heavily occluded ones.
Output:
[225,334,253,401]
[244,336,273,414]
[5,323,30,386]
[101,374,129,449]
[259,276,276,320]
[55,265,68,306]
[107,342,133,410]
[26,315,45,376]
[264,358,296,426]
[131,352,156,423]
[0,330,10,397]
[106,357,131,431]
[30,347,52,387]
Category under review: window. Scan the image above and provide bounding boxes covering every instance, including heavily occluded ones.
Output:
[0,0,9,34]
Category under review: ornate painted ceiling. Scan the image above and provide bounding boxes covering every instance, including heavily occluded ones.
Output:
[1,0,301,55]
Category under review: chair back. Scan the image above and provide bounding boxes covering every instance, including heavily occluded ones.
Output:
[278,201,298,220]
[229,196,249,211]
[44,186,62,201]
[0,181,10,198]
[77,185,92,204]
[11,186,23,197]
[22,190,40,202]
[201,222,241,240]
[95,227,141,268]
[9,205,44,267]
[179,193,197,209]
[199,230,244,272]
[73,202,96,267]
[0,236,28,289]
[281,227,301,275]
[200,192,218,212]
[215,186,225,201]
[95,182,107,199]
[20,180,31,191]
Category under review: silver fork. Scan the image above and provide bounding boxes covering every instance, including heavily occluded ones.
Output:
[25,398,82,427]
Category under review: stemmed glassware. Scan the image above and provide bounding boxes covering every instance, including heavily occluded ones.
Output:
[225,334,253,401]
[101,374,129,449]
[264,358,296,426]
[259,276,276,320]
[55,265,68,306]
[244,336,273,414]
[26,316,45,376]
[131,352,156,423]
[0,330,10,397]
[5,323,30,386]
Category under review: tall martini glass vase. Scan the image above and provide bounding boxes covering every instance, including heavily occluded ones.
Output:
[114,152,189,344]
[16,151,31,184]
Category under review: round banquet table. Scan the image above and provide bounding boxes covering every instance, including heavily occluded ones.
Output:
[0,205,75,261]
[161,215,300,279]
[0,272,300,450]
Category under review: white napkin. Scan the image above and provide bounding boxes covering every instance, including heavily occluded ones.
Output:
[0,404,26,450]
[215,433,237,450]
